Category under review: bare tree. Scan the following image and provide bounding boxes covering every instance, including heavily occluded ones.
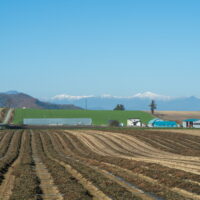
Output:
[149,100,157,114]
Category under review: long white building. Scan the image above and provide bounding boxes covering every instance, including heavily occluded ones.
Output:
[23,118,92,126]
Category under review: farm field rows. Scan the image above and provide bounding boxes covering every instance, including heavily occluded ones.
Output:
[0,129,199,199]
[13,108,154,125]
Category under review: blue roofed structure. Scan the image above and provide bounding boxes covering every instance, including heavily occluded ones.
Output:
[148,118,163,127]
[183,119,199,122]
[153,121,178,128]
[148,118,178,128]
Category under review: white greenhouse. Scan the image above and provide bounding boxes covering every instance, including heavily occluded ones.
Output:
[23,118,92,126]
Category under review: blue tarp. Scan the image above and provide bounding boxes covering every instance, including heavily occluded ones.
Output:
[153,121,177,127]
[148,118,163,124]
[183,119,199,122]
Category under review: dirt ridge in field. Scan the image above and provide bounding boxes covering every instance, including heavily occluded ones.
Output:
[53,131,193,200]
[57,130,199,199]
[0,131,23,200]
[31,131,63,200]
[49,132,156,200]
[67,130,200,175]
[40,132,111,200]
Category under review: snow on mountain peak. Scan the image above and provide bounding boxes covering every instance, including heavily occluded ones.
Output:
[132,92,171,100]
[51,92,172,101]
[52,94,95,100]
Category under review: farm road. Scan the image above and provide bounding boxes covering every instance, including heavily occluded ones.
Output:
[2,108,14,124]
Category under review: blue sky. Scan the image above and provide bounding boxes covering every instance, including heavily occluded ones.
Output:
[0,0,199,98]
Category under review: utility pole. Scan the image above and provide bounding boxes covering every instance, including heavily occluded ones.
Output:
[85,98,87,110]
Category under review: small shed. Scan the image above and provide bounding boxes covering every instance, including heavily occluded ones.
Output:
[183,119,200,128]
[127,119,142,127]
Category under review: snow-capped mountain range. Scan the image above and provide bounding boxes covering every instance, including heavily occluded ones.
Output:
[52,92,172,100]
[49,92,200,111]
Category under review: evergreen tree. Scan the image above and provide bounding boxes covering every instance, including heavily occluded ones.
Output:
[149,100,157,114]
[113,104,125,110]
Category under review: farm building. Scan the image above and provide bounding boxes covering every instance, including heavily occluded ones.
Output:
[148,118,178,128]
[127,119,142,127]
[182,119,200,128]
[23,118,92,126]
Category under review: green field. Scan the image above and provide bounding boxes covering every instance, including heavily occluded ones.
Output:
[13,109,154,125]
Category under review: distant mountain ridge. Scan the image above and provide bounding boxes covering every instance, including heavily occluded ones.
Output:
[49,92,200,111]
[1,91,200,111]
[0,91,82,110]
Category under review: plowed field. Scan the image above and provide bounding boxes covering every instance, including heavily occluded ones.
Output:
[0,129,200,200]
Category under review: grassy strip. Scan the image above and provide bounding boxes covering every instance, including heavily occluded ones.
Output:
[34,131,93,200]
[42,132,142,200]
[60,131,200,197]
[0,131,22,184]
[13,108,154,125]
[10,131,42,200]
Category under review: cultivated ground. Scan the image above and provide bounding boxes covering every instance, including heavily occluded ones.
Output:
[154,111,200,122]
[0,128,199,200]
[13,109,154,125]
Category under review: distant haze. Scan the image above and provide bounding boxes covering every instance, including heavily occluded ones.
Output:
[48,92,200,111]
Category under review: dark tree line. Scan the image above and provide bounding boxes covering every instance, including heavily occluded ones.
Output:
[113,104,125,111]
[113,100,157,114]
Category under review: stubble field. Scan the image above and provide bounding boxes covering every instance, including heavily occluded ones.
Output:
[154,111,200,123]
[0,129,200,200]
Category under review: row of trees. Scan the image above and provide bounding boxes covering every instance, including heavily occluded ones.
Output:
[113,100,157,114]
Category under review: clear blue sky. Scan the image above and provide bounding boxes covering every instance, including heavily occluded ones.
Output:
[0,0,199,98]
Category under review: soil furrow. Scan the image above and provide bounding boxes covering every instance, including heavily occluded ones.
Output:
[0,131,22,200]
[54,131,197,200]
[41,132,111,200]
[31,130,63,200]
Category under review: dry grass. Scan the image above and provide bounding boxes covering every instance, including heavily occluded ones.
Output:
[153,111,200,122]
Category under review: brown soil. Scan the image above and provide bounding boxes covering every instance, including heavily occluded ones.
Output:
[31,131,63,200]
[151,129,200,137]
[41,133,112,200]
[49,130,194,200]
[0,131,23,200]
[67,130,200,175]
